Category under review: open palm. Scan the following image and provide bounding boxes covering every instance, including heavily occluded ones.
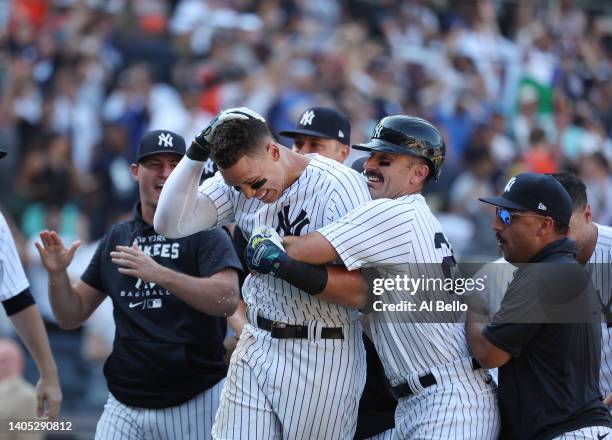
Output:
[35,230,81,273]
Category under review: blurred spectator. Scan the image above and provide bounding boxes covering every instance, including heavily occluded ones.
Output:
[88,123,138,239]
[580,152,612,226]
[449,145,498,256]
[0,338,43,440]
[522,127,559,174]
[488,112,518,168]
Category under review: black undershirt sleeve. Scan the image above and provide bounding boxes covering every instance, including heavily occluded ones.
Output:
[2,288,36,316]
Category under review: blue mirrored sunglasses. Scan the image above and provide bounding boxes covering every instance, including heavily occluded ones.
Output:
[496,207,513,225]
[496,207,544,225]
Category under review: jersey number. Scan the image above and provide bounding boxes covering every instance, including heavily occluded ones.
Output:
[434,233,457,279]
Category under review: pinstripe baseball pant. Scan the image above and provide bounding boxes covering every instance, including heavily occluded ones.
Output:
[212,323,366,439]
[95,379,224,440]
[392,360,499,440]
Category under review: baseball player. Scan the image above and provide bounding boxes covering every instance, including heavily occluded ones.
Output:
[0,148,62,420]
[154,108,371,439]
[469,172,612,439]
[35,131,242,439]
[554,172,612,411]
[247,115,500,439]
[248,106,398,438]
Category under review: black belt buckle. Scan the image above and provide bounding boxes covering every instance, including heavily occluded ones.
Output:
[270,320,289,339]
[321,327,344,339]
[391,357,481,400]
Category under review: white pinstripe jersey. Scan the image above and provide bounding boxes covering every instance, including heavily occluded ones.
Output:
[199,154,371,326]
[319,194,472,385]
[0,212,29,301]
[590,223,612,400]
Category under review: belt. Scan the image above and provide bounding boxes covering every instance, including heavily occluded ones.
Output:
[252,315,344,340]
[391,358,482,400]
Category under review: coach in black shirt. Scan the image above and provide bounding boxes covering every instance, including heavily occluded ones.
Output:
[36,130,242,439]
[466,172,612,439]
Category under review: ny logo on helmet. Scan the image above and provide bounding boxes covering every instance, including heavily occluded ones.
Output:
[158,133,174,148]
[300,110,315,126]
[373,124,383,139]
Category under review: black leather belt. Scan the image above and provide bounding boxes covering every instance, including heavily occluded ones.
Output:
[391,358,482,399]
[254,315,344,340]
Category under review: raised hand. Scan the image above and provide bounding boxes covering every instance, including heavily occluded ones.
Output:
[35,230,81,274]
[188,107,267,161]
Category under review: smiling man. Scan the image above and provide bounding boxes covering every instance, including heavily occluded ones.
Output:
[468,173,612,439]
[154,108,371,439]
[36,130,242,439]
[246,115,500,439]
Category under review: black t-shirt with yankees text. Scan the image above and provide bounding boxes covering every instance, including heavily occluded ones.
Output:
[484,238,612,440]
[81,204,242,408]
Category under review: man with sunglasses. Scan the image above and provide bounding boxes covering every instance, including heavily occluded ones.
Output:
[468,172,612,439]
[476,171,612,411]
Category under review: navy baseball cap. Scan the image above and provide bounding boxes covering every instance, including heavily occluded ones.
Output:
[137,130,186,163]
[0,149,6,159]
[279,107,351,145]
[479,173,573,226]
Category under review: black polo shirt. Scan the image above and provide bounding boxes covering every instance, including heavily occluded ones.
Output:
[484,238,612,439]
[81,204,242,408]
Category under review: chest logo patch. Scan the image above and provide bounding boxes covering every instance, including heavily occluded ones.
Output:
[276,205,311,236]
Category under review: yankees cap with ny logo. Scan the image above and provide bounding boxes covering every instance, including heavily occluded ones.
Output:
[279,106,351,145]
[137,130,186,162]
[479,172,573,226]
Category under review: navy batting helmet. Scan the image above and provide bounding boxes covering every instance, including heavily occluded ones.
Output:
[353,115,446,181]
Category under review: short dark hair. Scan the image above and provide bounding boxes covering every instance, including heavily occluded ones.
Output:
[551,172,587,211]
[210,119,272,168]
[405,155,433,183]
